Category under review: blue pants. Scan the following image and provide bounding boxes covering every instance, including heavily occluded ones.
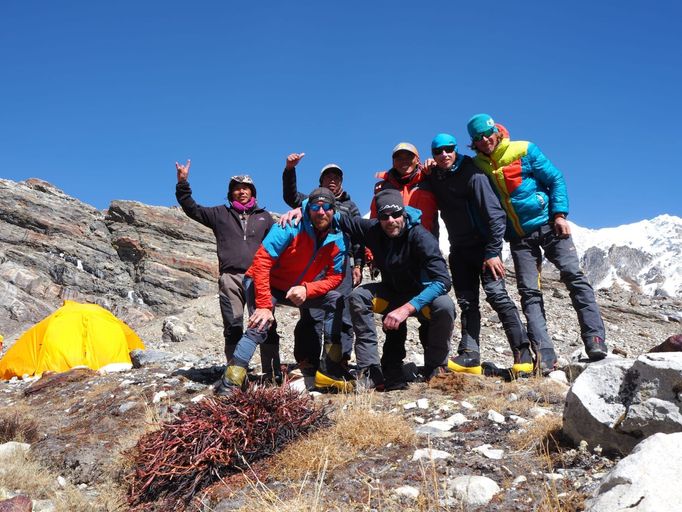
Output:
[232,278,345,375]
[510,224,605,351]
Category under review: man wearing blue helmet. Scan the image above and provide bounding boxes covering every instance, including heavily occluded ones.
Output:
[423,134,534,377]
[467,114,607,368]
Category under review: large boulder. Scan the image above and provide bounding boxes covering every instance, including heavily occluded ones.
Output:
[563,353,682,455]
[585,432,682,511]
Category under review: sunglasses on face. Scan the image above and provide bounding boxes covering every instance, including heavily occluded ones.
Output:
[432,145,456,156]
[379,210,403,221]
[309,202,333,212]
[472,128,496,142]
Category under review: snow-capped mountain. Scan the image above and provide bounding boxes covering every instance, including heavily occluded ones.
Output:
[438,214,682,298]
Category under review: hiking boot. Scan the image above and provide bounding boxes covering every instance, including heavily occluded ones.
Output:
[511,346,534,379]
[585,336,608,361]
[314,370,355,393]
[382,364,408,391]
[535,347,558,375]
[447,352,482,375]
[214,365,246,396]
[357,365,385,391]
[422,365,448,382]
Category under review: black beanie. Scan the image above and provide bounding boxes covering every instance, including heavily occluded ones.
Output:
[308,187,336,209]
[375,189,404,215]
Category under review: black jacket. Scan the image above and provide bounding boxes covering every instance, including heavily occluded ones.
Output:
[282,167,365,266]
[176,180,274,274]
[337,208,450,310]
[427,154,506,259]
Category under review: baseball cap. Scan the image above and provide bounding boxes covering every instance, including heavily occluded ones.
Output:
[391,142,419,158]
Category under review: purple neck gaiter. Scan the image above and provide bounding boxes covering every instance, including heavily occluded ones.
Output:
[231,197,256,212]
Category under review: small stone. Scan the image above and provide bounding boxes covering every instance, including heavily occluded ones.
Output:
[460,401,474,410]
[508,393,519,402]
[512,475,527,486]
[413,416,425,424]
[487,410,505,424]
[190,394,206,403]
[446,413,469,426]
[403,402,417,410]
[416,398,429,409]
[394,485,419,499]
[544,473,564,481]
[472,444,504,460]
[412,448,452,461]
[548,370,569,385]
[449,475,500,507]
[57,476,67,488]
[152,391,168,403]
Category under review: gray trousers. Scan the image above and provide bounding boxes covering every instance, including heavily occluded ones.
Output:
[510,224,605,351]
[219,272,279,366]
[349,282,454,370]
[449,246,529,354]
[231,277,345,375]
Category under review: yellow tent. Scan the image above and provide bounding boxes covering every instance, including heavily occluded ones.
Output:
[0,301,145,379]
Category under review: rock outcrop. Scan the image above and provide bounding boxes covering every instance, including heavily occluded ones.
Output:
[0,178,218,340]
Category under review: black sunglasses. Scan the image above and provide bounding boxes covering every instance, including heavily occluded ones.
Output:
[379,210,403,221]
[432,145,456,156]
[472,128,496,142]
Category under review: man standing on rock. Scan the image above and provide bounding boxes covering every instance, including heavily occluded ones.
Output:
[467,114,607,366]
[175,160,281,381]
[422,133,534,377]
[216,188,352,395]
[282,152,363,376]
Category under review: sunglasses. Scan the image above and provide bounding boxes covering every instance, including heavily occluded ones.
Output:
[472,128,496,142]
[309,202,334,212]
[379,210,403,221]
[432,145,456,156]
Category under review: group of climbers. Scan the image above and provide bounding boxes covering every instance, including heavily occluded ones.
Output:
[175,113,608,394]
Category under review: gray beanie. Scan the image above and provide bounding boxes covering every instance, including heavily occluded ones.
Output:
[375,189,404,215]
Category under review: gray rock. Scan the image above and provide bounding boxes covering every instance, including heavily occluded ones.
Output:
[564,354,682,455]
[585,432,682,512]
[448,475,500,508]
[161,316,194,343]
[130,349,176,367]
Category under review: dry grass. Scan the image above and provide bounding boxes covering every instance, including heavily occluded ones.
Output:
[270,392,415,481]
[0,406,40,443]
[0,449,126,511]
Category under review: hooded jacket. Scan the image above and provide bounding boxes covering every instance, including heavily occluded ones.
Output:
[369,168,439,236]
[247,198,349,309]
[175,180,274,274]
[473,138,569,239]
[282,166,365,266]
[337,207,450,312]
[427,154,506,259]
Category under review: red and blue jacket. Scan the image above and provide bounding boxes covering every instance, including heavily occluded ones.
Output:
[246,198,349,309]
[473,138,569,239]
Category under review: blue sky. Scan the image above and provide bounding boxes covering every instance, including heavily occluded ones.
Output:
[3,1,681,228]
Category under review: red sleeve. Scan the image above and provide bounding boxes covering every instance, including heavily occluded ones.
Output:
[249,246,276,309]
[302,246,344,298]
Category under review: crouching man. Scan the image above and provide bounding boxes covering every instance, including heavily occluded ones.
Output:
[282,189,456,390]
[215,188,352,395]
[347,190,455,389]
